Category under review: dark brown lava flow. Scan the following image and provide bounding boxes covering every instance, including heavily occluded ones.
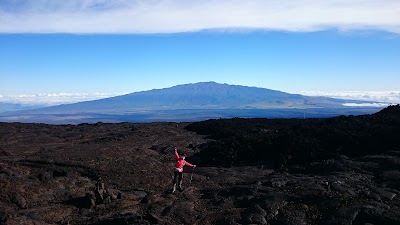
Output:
[1,105,400,225]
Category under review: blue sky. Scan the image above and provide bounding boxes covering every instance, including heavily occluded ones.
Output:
[1,0,400,104]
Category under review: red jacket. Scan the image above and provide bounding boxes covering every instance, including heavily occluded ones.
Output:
[174,151,194,172]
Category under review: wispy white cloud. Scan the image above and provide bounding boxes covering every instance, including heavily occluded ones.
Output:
[1,0,399,33]
[300,90,400,104]
[342,102,390,107]
[0,92,128,105]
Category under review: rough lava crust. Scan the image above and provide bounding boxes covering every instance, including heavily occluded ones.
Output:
[0,105,400,224]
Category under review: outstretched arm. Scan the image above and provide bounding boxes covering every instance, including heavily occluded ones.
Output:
[185,161,196,168]
[174,147,179,160]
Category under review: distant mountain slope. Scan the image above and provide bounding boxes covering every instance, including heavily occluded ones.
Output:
[22,82,357,114]
[0,82,384,124]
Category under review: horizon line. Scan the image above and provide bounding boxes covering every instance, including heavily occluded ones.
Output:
[1,81,399,106]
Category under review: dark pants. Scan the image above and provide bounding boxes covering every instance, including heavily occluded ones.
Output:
[173,171,183,185]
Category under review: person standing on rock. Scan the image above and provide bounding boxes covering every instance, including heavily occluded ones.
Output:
[173,147,196,193]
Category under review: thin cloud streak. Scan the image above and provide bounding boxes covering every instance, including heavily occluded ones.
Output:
[300,91,400,104]
[0,92,128,105]
[342,103,390,107]
[1,0,400,33]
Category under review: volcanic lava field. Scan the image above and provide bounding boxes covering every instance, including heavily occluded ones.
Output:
[1,105,400,225]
